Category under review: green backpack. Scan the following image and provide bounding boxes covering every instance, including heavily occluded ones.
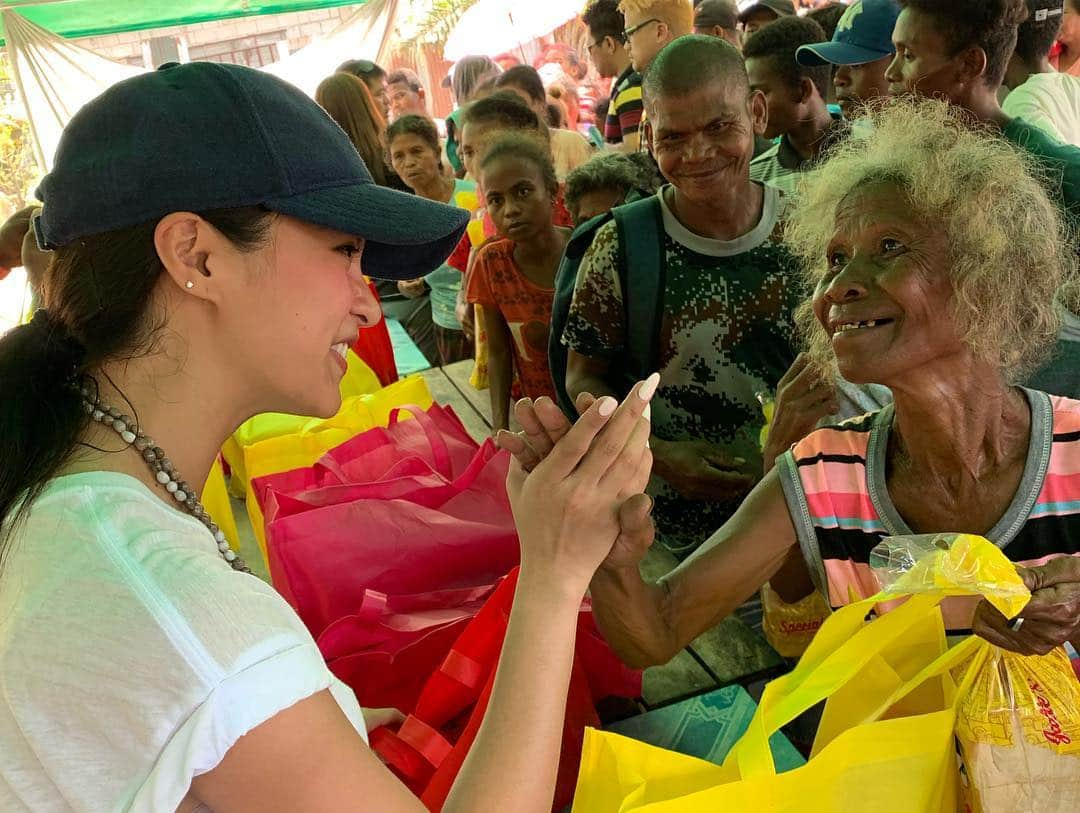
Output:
[548,194,666,416]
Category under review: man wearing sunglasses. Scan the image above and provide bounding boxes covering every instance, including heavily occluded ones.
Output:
[584,1,644,151]
[618,0,695,74]
[337,59,391,121]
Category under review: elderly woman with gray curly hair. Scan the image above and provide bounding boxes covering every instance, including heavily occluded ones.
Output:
[497,98,1080,662]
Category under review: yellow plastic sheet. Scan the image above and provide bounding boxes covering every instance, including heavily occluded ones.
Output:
[572,535,1030,813]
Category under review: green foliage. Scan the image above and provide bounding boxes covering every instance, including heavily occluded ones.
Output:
[0,113,39,210]
[408,0,479,45]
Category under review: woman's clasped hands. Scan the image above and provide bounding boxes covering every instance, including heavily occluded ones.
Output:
[501,375,660,594]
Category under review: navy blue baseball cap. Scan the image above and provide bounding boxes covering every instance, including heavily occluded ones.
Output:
[35,62,468,281]
[796,0,901,67]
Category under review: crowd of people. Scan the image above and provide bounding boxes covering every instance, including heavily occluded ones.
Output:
[2,0,1080,810]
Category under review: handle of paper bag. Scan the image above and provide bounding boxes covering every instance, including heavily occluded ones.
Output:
[389,405,453,477]
[734,591,972,778]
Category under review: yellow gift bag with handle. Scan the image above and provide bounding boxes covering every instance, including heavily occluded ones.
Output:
[221,348,382,496]
[240,375,433,565]
[572,534,1030,813]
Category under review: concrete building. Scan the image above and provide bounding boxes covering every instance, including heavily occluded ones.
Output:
[73,5,365,69]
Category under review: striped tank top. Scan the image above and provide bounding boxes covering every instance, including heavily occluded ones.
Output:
[777,388,1080,632]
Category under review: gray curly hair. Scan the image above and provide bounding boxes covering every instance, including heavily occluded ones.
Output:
[785,98,1079,383]
[563,152,663,222]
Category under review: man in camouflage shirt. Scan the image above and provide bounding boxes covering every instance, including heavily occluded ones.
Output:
[562,35,805,560]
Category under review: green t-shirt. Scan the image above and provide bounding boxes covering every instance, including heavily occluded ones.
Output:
[1001,118,1080,398]
[1002,116,1080,231]
[562,184,804,557]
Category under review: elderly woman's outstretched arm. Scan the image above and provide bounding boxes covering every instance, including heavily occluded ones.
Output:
[587,470,807,667]
[497,394,810,668]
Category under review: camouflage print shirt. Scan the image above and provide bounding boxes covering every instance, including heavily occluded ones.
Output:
[562,184,805,557]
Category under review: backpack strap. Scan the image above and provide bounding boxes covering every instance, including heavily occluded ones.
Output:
[613,195,666,383]
[548,211,616,416]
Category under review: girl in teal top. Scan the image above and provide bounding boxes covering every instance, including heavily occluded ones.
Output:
[388,115,479,365]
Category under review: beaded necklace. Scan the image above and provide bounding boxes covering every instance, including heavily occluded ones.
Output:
[80,386,251,574]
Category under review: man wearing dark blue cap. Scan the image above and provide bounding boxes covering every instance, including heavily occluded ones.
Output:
[795,0,901,119]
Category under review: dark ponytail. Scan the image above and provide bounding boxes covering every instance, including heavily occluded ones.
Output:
[0,207,274,568]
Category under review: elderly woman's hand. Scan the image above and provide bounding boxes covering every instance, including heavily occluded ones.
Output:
[495,394,593,472]
[972,557,1080,655]
[504,377,657,589]
[763,354,839,473]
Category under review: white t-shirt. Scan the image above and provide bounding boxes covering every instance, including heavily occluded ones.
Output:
[1003,72,1080,145]
[0,472,367,812]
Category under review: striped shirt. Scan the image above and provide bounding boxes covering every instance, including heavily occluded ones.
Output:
[778,389,1080,632]
[749,115,846,197]
[604,65,644,145]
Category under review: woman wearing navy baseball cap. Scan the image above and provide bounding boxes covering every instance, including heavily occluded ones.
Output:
[0,63,657,812]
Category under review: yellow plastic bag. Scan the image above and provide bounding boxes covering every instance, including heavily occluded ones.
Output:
[869,533,1030,619]
[572,534,1027,813]
[874,534,1080,810]
[199,456,239,553]
[761,582,832,659]
[955,637,1080,812]
[574,596,981,811]
[240,375,433,565]
[222,349,382,495]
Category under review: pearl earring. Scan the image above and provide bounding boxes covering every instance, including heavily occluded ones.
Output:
[185,281,194,289]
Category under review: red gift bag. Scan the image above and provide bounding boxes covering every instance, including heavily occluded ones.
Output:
[370,568,643,811]
[316,581,503,711]
[319,404,479,484]
[251,404,478,511]
[264,433,517,636]
[352,279,398,387]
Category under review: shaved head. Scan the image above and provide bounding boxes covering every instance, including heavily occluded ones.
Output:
[641,34,749,114]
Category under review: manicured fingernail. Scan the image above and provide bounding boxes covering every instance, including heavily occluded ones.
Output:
[598,397,617,417]
[643,403,651,423]
[638,373,661,401]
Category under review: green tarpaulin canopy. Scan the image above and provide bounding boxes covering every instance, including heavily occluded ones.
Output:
[1,0,365,41]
